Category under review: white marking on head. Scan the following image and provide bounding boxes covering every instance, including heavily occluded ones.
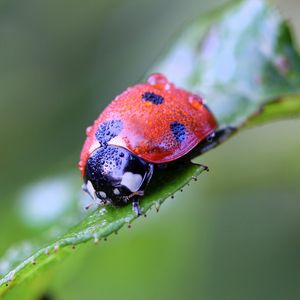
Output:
[86,180,96,200]
[108,136,127,148]
[113,188,120,195]
[121,172,143,192]
[99,191,107,198]
[88,141,101,155]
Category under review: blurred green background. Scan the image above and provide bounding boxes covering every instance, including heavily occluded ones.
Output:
[0,0,300,299]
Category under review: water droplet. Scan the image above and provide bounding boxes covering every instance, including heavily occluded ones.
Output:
[147,73,169,90]
[188,94,204,110]
[86,126,92,135]
[163,82,175,92]
[7,271,15,282]
[54,244,59,252]
[93,234,99,244]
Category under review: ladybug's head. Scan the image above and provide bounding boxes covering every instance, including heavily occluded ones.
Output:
[82,145,154,206]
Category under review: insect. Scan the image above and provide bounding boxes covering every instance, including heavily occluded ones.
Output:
[79,73,233,215]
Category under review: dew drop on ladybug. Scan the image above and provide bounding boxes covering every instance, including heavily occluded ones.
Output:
[188,94,204,110]
[79,73,221,215]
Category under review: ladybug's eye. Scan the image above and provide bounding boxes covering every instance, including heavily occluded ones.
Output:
[83,145,153,205]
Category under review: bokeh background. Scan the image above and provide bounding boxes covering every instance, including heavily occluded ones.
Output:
[0,0,300,299]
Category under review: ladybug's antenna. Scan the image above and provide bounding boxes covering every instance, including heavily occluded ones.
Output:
[84,198,106,210]
[85,202,94,210]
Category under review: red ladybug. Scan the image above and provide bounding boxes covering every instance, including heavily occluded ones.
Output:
[79,74,230,215]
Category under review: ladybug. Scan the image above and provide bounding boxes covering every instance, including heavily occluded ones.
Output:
[79,73,233,215]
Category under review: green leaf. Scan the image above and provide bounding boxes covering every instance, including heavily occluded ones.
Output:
[0,163,204,295]
[247,95,300,126]
[1,0,300,295]
[152,0,300,127]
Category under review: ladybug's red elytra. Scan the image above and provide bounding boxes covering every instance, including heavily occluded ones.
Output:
[79,73,232,215]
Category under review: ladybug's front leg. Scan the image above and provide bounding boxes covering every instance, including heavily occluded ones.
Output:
[128,191,145,216]
[189,126,237,159]
[132,197,142,216]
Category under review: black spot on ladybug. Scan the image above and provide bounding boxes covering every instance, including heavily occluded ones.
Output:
[170,122,186,142]
[96,119,123,143]
[142,92,164,105]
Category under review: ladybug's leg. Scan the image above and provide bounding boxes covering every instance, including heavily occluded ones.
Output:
[82,182,103,210]
[189,126,237,159]
[132,197,142,216]
[130,163,154,216]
